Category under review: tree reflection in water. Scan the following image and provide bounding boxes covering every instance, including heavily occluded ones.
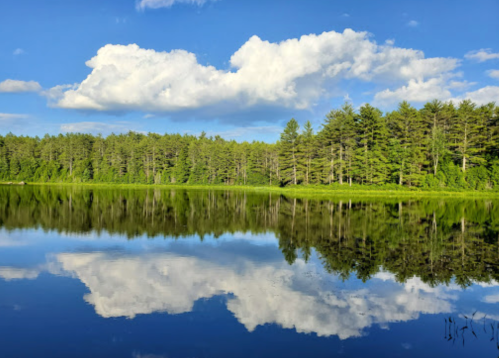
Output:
[1,185,498,287]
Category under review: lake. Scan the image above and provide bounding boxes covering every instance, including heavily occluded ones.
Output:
[1,185,499,357]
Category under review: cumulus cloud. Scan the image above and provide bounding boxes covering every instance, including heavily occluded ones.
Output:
[60,121,145,135]
[13,48,24,56]
[49,29,460,114]
[465,49,499,62]
[406,20,419,27]
[51,251,460,339]
[487,69,499,80]
[136,0,211,11]
[0,79,41,93]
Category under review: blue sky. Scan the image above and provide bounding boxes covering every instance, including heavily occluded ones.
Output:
[0,0,498,142]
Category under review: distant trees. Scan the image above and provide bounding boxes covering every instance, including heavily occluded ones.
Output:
[1,99,498,190]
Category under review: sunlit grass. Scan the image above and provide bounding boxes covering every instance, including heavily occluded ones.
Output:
[5,181,499,198]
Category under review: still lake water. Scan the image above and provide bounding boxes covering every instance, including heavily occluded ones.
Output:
[1,186,499,357]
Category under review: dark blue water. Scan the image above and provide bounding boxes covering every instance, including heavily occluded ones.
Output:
[1,186,499,357]
[1,229,498,358]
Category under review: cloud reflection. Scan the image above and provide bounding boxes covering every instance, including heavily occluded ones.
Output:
[0,267,40,281]
[51,251,459,339]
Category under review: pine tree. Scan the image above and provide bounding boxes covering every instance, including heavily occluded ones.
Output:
[279,118,300,185]
[174,141,190,183]
[451,100,485,172]
[387,101,425,186]
[430,126,448,176]
[298,121,316,185]
[321,103,357,185]
[356,104,388,184]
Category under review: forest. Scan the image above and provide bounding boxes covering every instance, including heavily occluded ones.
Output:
[1,99,498,190]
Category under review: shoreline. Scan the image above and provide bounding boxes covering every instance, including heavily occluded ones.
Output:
[3,182,499,198]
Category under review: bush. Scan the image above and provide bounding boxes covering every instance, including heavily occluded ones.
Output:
[466,166,490,190]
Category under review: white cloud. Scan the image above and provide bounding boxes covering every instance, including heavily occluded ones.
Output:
[60,121,145,135]
[13,48,24,56]
[42,84,76,102]
[217,232,279,245]
[51,251,460,339]
[407,20,419,27]
[0,79,41,93]
[49,29,460,114]
[454,86,499,105]
[373,78,452,106]
[0,113,29,120]
[487,69,499,80]
[0,267,40,281]
[475,280,499,288]
[136,0,210,11]
[465,49,499,62]
[483,294,499,304]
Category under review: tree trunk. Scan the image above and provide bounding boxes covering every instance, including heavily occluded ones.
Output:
[462,123,468,172]
[292,149,297,185]
[339,146,343,185]
[330,146,334,184]
[399,159,403,186]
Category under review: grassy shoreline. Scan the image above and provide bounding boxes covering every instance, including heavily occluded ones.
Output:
[3,181,499,198]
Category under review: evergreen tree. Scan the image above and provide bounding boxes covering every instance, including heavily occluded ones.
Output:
[279,118,300,185]
[319,103,357,185]
[356,104,388,184]
[387,101,425,186]
[298,121,316,185]
[174,141,190,183]
[451,100,485,172]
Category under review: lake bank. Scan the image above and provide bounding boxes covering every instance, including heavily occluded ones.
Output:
[4,181,499,198]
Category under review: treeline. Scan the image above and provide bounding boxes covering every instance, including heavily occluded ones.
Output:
[1,99,498,189]
[2,186,499,286]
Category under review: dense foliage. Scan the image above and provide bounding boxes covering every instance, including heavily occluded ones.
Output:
[2,185,499,287]
[1,99,498,189]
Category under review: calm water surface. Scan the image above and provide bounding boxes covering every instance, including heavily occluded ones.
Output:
[1,186,499,357]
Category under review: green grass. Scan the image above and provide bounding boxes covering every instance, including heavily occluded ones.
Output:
[3,181,499,198]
